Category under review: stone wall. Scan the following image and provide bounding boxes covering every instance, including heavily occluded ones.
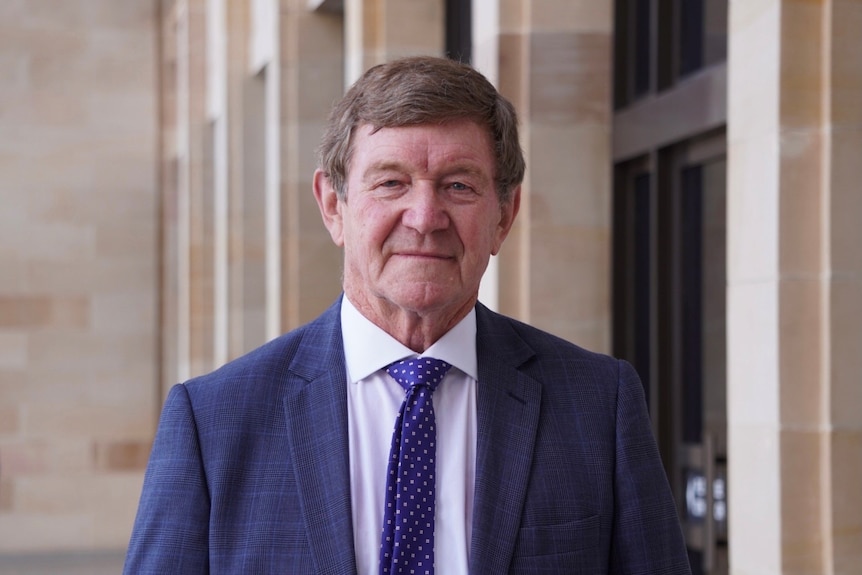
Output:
[0,0,159,553]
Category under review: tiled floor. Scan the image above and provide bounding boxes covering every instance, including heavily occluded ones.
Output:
[0,551,125,575]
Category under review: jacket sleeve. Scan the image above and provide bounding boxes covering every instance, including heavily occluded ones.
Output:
[123,384,210,574]
[609,360,692,575]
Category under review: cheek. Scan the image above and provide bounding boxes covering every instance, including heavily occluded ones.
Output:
[344,208,392,257]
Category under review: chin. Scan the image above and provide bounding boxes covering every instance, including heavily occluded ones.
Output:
[391,285,478,316]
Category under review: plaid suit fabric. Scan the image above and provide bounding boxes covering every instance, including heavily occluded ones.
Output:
[124,298,690,575]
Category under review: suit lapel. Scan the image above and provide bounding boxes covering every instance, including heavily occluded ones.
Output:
[470,304,542,574]
[283,300,358,575]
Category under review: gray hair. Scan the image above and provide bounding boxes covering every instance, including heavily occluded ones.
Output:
[317,56,525,203]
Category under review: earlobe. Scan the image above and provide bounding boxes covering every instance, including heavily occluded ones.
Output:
[313,169,345,247]
[491,185,521,255]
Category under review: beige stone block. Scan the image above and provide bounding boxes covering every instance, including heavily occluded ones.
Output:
[86,92,158,138]
[496,214,527,321]
[0,371,28,409]
[94,440,151,472]
[830,2,862,127]
[728,1,780,141]
[528,0,612,33]
[0,439,51,475]
[730,0,781,33]
[0,50,29,95]
[779,428,825,573]
[282,10,344,64]
[566,321,611,355]
[727,281,780,426]
[0,437,93,476]
[830,128,862,277]
[777,278,822,426]
[830,278,862,426]
[25,332,117,372]
[0,0,26,20]
[528,31,611,124]
[727,423,782,575]
[91,475,144,548]
[497,32,526,115]
[30,178,156,226]
[0,405,21,435]
[499,0,526,31]
[24,0,100,30]
[1,222,97,262]
[529,225,610,344]
[28,330,157,371]
[15,473,141,518]
[726,136,780,283]
[293,60,345,122]
[91,292,157,336]
[21,402,152,441]
[0,187,27,224]
[831,429,862,573]
[0,332,28,370]
[0,513,93,553]
[778,129,822,276]
[19,364,158,419]
[386,11,444,55]
[296,235,345,322]
[95,222,158,260]
[779,0,824,129]
[0,295,90,330]
[0,477,13,511]
[27,260,154,297]
[0,259,29,293]
[527,123,610,228]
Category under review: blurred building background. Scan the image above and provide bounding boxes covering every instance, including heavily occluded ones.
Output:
[0,1,860,574]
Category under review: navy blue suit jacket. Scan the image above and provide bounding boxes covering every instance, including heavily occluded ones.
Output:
[125,299,690,574]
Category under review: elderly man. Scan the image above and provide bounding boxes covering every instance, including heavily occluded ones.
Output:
[125,56,690,574]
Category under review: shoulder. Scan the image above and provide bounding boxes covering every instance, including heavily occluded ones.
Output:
[476,303,623,373]
[180,299,343,404]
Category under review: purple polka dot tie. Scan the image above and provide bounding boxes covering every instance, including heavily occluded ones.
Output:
[379,357,452,575]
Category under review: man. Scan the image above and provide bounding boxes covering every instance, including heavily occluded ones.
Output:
[125,56,690,574]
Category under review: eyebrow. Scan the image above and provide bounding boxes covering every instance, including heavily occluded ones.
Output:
[360,160,491,183]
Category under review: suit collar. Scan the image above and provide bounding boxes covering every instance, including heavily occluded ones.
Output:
[470,303,542,572]
[283,298,358,574]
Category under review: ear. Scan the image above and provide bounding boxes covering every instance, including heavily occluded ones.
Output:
[313,169,345,247]
[491,185,521,255]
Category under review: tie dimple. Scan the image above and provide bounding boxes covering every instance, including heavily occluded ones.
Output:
[379,357,451,575]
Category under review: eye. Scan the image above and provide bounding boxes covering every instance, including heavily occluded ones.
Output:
[450,182,469,191]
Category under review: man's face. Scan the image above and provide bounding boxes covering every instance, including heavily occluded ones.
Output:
[316,119,519,320]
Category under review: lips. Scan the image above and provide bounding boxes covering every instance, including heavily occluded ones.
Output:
[393,252,453,260]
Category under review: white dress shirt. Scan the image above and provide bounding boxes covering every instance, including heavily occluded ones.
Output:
[341,297,477,575]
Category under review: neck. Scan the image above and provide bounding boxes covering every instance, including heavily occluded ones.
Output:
[345,290,476,353]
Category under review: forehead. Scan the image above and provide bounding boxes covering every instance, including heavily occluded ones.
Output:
[348,120,495,174]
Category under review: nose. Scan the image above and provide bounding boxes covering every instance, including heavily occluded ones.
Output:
[401,183,450,234]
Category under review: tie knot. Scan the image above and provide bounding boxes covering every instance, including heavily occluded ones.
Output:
[386,357,451,393]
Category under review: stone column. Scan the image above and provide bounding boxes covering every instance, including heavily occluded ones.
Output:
[495,0,614,352]
[344,0,444,84]
[280,0,345,328]
[727,1,862,573]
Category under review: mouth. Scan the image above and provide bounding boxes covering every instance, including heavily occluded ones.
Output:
[392,252,454,261]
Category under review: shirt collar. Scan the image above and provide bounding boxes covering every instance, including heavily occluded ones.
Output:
[340,295,478,383]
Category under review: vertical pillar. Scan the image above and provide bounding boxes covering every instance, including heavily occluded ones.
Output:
[280,0,345,328]
[727,1,862,573]
[187,0,215,379]
[344,0,444,84]
[495,0,614,352]
[824,2,862,571]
